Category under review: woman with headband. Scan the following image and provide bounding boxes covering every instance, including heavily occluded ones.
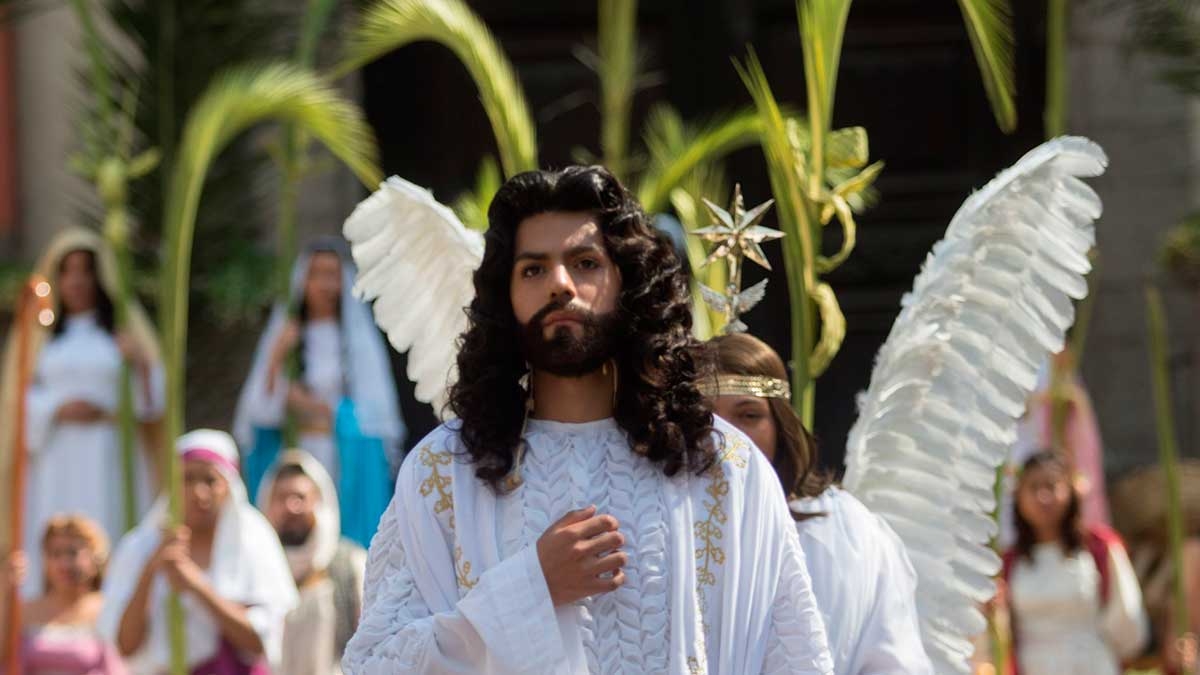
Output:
[707,333,931,675]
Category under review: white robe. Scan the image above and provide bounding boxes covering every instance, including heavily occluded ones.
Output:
[342,417,833,675]
[1009,541,1148,675]
[98,430,299,674]
[791,488,932,675]
[241,319,345,475]
[22,312,162,596]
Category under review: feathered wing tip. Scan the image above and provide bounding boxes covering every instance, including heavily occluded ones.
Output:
[343,176,485,416]
[841,136,1108,674]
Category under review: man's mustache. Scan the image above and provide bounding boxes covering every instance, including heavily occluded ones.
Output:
[529,297,594,328]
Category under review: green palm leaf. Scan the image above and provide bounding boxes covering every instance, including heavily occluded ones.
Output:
[336,0,537,177]
[638,104,763,215]
[595,0,638,181]
[736,51,821,423]
[159,64,379,607]
[956,0,1018,133]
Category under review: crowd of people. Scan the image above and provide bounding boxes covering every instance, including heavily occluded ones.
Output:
[0,164,1196,674]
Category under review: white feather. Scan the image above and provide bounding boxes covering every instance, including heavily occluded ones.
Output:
[342,175,484,417]
[842,136,1108,674]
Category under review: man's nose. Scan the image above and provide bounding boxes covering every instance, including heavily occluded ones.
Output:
[548,263,576,302]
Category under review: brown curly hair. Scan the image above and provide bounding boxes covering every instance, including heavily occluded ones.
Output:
[448,166,717,490]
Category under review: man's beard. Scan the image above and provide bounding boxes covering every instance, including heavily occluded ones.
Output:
[519,299,623,377]
[277,521,313,548]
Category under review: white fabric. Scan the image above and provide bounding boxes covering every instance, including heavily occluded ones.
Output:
[22,311,163,597]
[98,429,299,673]
[256,449,343,578]
[342,417,833,675]
[233,239,404,476]
[258,449,361,675]
[791,488,932,675]
[1009,541,1148,675]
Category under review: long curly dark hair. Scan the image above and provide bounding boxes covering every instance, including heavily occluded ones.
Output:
[448,165,717,490]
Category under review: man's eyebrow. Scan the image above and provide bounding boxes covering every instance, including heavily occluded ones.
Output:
[514,244,606,263]
[514,251,549,263]
[564,244,606,258]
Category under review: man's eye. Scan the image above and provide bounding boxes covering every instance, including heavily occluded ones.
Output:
[520,265,542,278]
[577,258,600,270]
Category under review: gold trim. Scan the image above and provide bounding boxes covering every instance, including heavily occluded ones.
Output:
[454,546,478,591]
[418,446,455,529]
[698,374,791,400]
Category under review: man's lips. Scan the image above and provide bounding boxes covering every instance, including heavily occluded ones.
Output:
[543,311,583,328]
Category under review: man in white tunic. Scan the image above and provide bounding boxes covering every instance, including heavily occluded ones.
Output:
[343,166,833,674]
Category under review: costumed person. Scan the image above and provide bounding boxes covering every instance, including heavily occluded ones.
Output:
[340,166,834,673]
[706,332,932,675]
[98,429,298,674]
[1001,348,1110,548]
[234,237,405,549]
[1002,451,1148,675]
[0,515,127,674]
[257,450,366,675]
[0,227,164,597]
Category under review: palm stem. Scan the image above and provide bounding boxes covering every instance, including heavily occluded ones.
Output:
[1045,0,1068,138]
[1145,285,1191,650]
[597,0,637,182]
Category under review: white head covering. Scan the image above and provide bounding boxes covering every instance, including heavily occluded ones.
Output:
[98,429,298,671]
[232,237,404,453]
[255,449,341,580]
[0,227,161,554]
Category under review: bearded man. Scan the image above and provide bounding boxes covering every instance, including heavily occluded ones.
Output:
[343,166,833,675]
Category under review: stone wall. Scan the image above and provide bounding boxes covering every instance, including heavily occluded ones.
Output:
[1067,4,1200,476]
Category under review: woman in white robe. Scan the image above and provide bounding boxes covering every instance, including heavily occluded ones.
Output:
[707,333,932,675]
[0,228,164,598]
[98,429,298,674]
[234,237,404,548]
[1002,450,1148,675]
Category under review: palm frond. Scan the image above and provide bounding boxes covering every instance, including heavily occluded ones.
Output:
[596,0,638,181]
[736,51,821,421]
[159,61,379,524]
[638,104,762,214]
[452,155,502,232]
[797,0,853,149]
[337,0,537,177]
[296,0,339,66]
[955,0,1017,133]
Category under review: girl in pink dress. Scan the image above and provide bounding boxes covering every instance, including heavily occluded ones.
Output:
[4,514,127,674]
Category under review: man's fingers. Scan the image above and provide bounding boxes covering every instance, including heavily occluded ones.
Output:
[554,505,597,528]
[574,514,619,539]
[587,550,629,575]
[579,531,624,557]
[589,567,626,594]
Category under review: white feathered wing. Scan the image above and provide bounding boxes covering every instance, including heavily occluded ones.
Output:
[841,136,1108,674]
[342,176,484,417]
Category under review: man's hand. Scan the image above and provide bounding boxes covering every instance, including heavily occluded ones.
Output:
[536,506,627,607]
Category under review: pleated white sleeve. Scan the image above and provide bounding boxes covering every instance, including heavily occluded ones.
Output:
[341,455,569,674]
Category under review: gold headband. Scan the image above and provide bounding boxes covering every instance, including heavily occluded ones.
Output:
[699,374,791,399]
